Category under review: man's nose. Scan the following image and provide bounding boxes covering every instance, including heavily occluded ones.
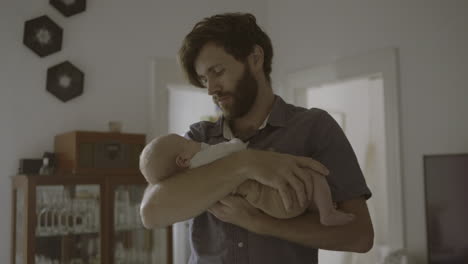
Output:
[207,79,221,95]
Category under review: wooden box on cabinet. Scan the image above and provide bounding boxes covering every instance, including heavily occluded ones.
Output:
[54,131,146,175]
[11,173,172,264]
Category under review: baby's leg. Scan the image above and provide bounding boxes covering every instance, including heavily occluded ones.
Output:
[235,180,306,219]
[312,174,355,226]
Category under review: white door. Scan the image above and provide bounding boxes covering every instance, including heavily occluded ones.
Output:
[287,48,404,263]
[297,76,386,264]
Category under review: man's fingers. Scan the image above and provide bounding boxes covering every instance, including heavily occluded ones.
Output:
[219,196,243,207]
[278,186,293,211]
[208,202,222,215]
[219,197,231,207]
[209,201,230,220]
[294,166,314,201]
[210,202,224,210]
[295,156,329,176]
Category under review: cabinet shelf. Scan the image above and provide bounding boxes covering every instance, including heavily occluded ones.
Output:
[36,230,100,237]
[11,174,172,264]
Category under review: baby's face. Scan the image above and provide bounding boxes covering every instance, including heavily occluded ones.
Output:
[141,134,202,180]
[178,138,202,164]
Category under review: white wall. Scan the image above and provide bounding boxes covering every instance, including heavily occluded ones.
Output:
[267,0,468,263]
[0,0,267,260]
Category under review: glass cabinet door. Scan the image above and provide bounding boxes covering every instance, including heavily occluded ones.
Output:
[113,185,167,264]
[35,185,101,264]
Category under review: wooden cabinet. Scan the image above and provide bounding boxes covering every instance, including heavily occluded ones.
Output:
[11,174,172,264]
[54,131,145,175]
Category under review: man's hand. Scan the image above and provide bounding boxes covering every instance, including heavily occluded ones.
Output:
[208,195,267,232]
[238,149,329,212]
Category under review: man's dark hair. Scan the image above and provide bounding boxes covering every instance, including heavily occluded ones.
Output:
[178,12,273,88]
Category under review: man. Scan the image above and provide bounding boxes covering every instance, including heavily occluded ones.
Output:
[141,12,374,264]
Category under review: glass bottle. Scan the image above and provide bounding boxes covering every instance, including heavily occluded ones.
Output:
[39,157,53,175]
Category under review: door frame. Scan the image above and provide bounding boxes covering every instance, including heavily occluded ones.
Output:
[286,48,405,250]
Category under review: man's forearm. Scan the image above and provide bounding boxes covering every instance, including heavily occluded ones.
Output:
[140,151,247,228]
[253,198,374,253]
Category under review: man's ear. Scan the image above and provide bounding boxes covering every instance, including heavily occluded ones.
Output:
[249,45,264,72]
[176,155,191,168]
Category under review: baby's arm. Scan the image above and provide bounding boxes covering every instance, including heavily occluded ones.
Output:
[143,169,171,185]
[140,155,173,185]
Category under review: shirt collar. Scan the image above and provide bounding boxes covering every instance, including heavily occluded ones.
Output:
[222,113,270,140]
[207,95,289,139]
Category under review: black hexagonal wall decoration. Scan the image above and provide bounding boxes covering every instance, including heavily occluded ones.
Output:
[50,0,86,17]
[23,15,63,57]
[46,61,84,102]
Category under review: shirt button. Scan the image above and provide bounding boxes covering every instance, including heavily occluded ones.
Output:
[238,242,244,248]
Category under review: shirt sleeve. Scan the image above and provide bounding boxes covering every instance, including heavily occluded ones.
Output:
[184,130,194,140]
[184,122,203,142]
[309,110,372,202]
[190,141,246,168]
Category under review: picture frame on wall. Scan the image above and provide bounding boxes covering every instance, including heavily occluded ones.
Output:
[46,61,84,102]
[50,0,87,17]
[23,15,63,58]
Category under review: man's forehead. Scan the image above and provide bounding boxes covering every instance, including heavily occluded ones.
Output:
[194,43,229,75]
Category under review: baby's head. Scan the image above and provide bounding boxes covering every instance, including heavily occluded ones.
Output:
[139,133,201,182]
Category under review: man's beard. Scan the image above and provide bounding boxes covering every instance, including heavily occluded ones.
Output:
[213,64,258,120]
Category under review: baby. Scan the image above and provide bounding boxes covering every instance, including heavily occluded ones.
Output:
[139,133,355,226]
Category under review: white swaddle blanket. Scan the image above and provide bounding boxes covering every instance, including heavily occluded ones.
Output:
[189,138,247,168]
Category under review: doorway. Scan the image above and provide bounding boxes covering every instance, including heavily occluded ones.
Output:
[305,76,387,263]
[167,84,217,264]
[149,57,218,264]
[287,48,404,263]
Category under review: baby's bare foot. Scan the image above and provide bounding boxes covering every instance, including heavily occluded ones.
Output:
[320,210,355,226]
